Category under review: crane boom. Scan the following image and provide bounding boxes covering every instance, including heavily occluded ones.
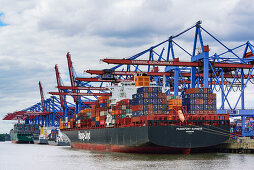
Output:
[86,70,254,79]
[39,81,46,112]
[66,52,78,103]
[55,64,64,108]
[102,59,254,69]
[49,92,112,96]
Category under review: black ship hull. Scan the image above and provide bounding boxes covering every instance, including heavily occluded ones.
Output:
[10,133,34,144]
[62,123,230,153]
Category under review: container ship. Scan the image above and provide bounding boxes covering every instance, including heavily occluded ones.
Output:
[10,124,39,144]
[61,75,230,154]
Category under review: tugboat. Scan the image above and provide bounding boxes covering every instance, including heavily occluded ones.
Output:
[33,126,48,144]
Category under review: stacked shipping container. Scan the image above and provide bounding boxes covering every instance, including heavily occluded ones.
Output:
[75,108,92,128]
[113,99,132,125]
[135,76,150,86]
[131,87,167,116]
[91,96,110,126]
[182,88,217,114]
[167,96,182,110]
[62,86,219,130]
[14,124,40,134]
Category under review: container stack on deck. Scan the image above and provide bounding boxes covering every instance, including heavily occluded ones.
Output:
[131,86,168,117]
[62,86,180,130]
[182,88,216,114]
[14,124,40,134]
[167,96,182,111]
[90,96,109,126]
[77,108,92,128]
[62,86,219,130]
[114,99,132,118]
[114,99,132,125]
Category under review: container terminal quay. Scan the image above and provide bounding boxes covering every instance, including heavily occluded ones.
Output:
[3,21,254,154]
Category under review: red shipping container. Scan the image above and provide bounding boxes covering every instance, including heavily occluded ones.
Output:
[161,93,166,98]
[158,93,161,98]
[100,120,105,125]
[148,87,153,92]
[122,99,130,104]
[162,98,167,104]
[144,93,148,98]
[132,105,139,111]
[100,115,106,120]
[124,118,131,125]
[132,117,140,122]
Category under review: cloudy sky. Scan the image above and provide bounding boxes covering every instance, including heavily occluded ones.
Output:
[0,0,254,133]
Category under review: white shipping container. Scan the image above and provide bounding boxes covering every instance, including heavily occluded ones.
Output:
[100,111,106,116]
[126,113,132,118]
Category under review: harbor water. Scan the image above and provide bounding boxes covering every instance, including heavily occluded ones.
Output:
[0,142,254,170]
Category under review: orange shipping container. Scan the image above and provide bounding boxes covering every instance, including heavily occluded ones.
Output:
[95,117,100,121]
[134,76,150,87]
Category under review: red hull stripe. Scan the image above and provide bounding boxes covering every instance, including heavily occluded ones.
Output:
[71,143,191,154]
